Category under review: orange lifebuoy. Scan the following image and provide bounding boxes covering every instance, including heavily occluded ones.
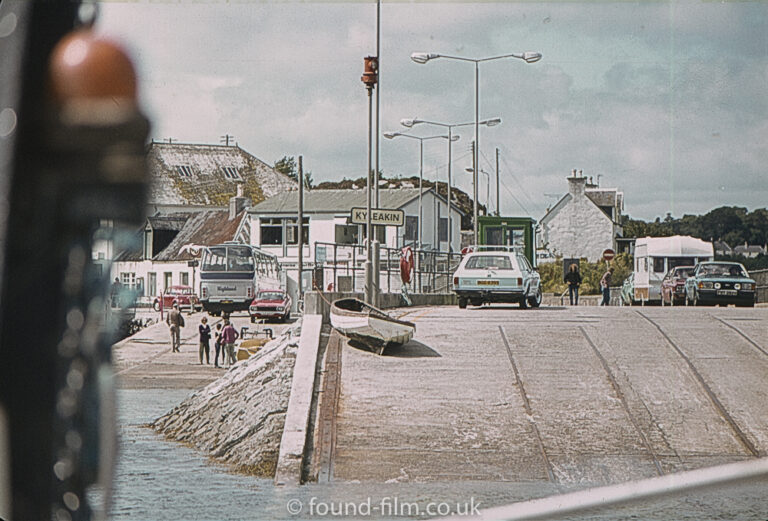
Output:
[400,246,414,284]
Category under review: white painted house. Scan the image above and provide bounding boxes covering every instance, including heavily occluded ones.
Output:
[247,187,464,291]
[539,171,624,262]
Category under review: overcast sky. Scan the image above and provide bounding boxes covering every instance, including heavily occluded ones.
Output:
[96,1,767,221]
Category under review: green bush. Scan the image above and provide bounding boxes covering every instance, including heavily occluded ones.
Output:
[539,253,633,295]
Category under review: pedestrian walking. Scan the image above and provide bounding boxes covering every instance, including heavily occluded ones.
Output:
[221,319,239,367]
[600,267,614,306]
[166,302,185,352]
[213,322,224,368]
[198,316,211,364]
[564,263,582,306]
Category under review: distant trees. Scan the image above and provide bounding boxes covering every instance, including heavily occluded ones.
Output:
[621,207,768,246]
[274,155,314,188]
[621,206,768,270]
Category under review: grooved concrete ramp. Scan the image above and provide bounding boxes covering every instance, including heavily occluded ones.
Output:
[327,305,768,486]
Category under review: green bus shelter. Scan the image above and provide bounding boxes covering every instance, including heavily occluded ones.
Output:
[477,216,537,266]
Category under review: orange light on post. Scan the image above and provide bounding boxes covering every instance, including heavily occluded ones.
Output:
[361,56,378,88]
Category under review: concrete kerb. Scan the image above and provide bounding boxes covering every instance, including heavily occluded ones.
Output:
[274,314,323,487]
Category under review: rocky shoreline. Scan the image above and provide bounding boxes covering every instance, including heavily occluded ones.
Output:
[152,324,300,477]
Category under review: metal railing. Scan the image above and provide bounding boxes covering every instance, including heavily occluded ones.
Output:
[312,241,463,295]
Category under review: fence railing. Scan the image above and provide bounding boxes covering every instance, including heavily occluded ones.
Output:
[312,241,463,295]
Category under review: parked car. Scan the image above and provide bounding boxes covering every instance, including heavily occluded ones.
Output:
[684,261,756,307]
[620,273,636,306]
[153,285,202,311]
[452,246,541,309]
[661,266,695,305]
[249,289,292,322]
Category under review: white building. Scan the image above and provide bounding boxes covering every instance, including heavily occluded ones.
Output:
[248,187,464,292]
[539,170,624,262]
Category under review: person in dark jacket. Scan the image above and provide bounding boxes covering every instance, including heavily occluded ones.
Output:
[166,302,185,352]
[213,323,224,368]
[198,316,211,364]
[564,263,582,306]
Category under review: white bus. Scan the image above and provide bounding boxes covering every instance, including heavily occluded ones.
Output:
[633,236,714,302]
[199,243,284,315]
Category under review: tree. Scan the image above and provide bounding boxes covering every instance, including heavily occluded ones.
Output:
[274,155,314,188]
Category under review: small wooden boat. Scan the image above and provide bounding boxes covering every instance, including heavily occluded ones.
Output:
[330,298,415,355]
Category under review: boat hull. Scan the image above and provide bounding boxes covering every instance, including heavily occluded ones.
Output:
[330,298,415,355]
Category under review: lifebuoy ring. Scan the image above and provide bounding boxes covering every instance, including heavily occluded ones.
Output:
[400,246,414,284]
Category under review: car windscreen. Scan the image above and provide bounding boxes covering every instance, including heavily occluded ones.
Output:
[699,264,748,278]
[675,268,694,278]
[465,255,514,270]
[258,292,284,300]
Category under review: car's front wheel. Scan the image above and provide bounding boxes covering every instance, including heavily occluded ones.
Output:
[153,300,160,311]
[528,286,542,308]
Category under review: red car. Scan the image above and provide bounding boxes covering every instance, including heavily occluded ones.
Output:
[249,289,291,323]
[153,285,202,312]
[661,266,695,305]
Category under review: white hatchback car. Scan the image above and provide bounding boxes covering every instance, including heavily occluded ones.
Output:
[452,246,542,309]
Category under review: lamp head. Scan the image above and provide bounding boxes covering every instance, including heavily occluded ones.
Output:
[449,135,460,142]
[410,52,439,64]
[383,131,400,139]
[400,118,418,128]
[522,51,542,63]
[484,117,502,127]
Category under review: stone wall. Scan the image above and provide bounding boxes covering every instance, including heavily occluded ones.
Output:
[152,327,299,476]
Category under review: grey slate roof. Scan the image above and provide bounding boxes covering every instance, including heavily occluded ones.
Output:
[249,188,426,214]
[147,142,297,207]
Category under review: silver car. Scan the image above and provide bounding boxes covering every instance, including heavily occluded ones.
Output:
[452,246,542,309]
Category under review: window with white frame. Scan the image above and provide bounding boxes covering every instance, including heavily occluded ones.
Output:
[120,272,136,289]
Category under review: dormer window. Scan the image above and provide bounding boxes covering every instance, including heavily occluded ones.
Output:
[222,166,241,180]
[175,165,194,177]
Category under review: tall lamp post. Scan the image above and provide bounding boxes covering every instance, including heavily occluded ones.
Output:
[466,167,491,215]
[362,56,378,305]
[410,50,542,245]
[383,131,458,251]
[400,117,500,251]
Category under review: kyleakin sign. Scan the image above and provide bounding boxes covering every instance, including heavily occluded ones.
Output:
[350,207,405,227]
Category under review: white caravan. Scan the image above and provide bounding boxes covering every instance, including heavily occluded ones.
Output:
[633,236,714,302]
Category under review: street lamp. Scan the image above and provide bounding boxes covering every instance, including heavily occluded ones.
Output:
[400,117,500,251]
[383,131,458,252]
[466,167,490,215]
[411,50,541,245]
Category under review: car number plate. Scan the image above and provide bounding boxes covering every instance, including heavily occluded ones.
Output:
[717,289,737,296]
[221,299,233,304]
[477,280,499,286]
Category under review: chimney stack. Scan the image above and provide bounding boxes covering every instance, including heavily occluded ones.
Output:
[229,183,251,220]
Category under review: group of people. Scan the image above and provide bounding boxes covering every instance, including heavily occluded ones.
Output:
[165,302,239,367]
[564,264,615,306]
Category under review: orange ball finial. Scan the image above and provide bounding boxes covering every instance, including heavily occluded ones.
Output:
[49,29,137,104]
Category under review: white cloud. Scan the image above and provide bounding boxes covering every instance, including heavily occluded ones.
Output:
[96,1,768,221]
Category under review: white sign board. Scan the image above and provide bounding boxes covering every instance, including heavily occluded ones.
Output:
[350,207,405,227]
